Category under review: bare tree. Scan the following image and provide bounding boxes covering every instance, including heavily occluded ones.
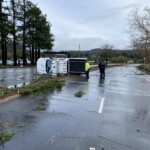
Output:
[128,7,150,64]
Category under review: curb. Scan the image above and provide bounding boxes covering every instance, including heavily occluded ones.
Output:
[0,94,20,104]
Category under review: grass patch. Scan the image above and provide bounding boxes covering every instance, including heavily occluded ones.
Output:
[0,76,63,99]
[74,91,85,97]
[0,130,14,143]
[33,104,45,111]
[19,76,62,95]
[0,89,17,99]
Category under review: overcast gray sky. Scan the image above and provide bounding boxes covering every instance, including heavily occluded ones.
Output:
[32,0,149,51]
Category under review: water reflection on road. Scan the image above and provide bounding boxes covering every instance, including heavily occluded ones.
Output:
[0,68,37,87]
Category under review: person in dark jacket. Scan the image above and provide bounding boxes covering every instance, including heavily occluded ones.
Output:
[98,60,106,79]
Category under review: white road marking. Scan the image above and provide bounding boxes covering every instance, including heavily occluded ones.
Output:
[98,98,105,113]
[145,77,150,82]
[107,80,110,85]
[89,148,95,150]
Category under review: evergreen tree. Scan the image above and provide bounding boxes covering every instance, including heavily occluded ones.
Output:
[0,0,54,66]
[25,5,54,64]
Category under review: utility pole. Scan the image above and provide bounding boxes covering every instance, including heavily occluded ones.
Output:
[78,44,80,58]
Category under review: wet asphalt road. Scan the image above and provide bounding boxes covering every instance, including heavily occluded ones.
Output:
[0,65,150,150]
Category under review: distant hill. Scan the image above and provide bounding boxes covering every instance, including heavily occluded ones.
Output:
[62,49,135,58]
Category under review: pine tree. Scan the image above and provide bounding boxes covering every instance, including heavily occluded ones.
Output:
[25,5,54,64]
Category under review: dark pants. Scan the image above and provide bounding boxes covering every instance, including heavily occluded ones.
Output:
[100,69,105,78]
[86,70,90,78]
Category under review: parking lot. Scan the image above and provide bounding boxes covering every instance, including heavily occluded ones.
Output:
[0,68,37,88]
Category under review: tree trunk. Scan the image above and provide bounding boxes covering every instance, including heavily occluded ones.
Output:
[31,44,34,65]
[38,48,40,59]
[29,46,32,65]
[1,40,5,65]
[4,40,7,65]
[13,36,17,65]
[12,0,17,66]
[22,0,26,65]
[35,48,37,64]
[0,1,6,65]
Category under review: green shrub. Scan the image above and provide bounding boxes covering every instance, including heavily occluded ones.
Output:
[19,77,62,95]
[110,56,129,63]
[138,64,150,72]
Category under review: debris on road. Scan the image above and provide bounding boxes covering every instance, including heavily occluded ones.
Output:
[33,104,45,111]
[0,130,14,143]
[74,91,85,97]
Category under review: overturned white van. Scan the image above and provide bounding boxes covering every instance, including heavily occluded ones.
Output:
[51,58,59,76]
[58,58,68,74]
[37,58,52,74]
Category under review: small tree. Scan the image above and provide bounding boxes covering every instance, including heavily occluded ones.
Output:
[96,44,113,63]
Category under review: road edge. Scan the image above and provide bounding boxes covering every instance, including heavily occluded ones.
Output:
[0,94,20,104]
